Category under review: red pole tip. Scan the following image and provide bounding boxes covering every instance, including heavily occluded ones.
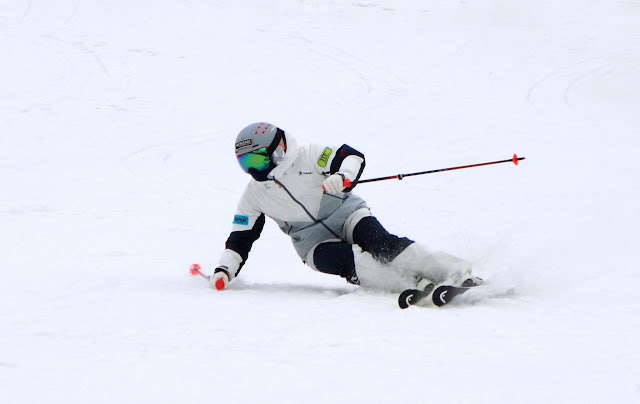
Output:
[215,278,226,291]
[513,154,519,166]
[189,263,201,276]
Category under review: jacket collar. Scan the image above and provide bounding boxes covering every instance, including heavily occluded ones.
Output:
[268,133,300,178]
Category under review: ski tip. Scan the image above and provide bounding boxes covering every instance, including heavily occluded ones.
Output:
[398,290,414,309]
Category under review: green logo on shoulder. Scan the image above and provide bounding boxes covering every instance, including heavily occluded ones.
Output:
[317,147,332,168]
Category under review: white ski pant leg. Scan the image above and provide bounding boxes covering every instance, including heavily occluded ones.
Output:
[352,246,419,292]
[390,243,472,285]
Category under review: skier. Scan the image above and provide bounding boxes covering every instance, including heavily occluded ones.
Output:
[210,122,482,293]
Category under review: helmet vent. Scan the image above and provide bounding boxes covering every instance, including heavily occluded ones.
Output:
[255,123,272,135]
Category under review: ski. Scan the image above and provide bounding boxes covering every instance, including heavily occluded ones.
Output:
[398,288,429,309]
[431,285,471,307]
[398,285,472,309]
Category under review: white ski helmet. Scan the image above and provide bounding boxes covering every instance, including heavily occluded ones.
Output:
[235,122,287,181]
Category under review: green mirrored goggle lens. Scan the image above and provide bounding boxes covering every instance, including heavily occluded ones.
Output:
[237,148,271,173]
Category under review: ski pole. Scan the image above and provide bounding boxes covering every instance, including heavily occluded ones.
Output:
[358,154,525,184]
[189,263,210,280]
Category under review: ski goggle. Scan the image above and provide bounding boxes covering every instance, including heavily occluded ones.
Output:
[237,148,272,173]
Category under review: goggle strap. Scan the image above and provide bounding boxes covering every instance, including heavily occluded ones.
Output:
[266,128,286,156]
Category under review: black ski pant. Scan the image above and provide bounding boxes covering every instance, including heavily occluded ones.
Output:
[311,216,414,283]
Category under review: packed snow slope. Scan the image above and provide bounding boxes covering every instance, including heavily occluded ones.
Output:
[2,1,639,403]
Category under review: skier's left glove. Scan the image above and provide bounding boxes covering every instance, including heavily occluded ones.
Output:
[323,173,352,194]
[209,267,230,291]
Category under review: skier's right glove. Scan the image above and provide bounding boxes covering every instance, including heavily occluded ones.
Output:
[209,267,230,291]
[322,173,353,194]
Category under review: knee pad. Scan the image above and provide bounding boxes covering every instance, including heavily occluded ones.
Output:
[306,240,359,284]
[343,208,372,244]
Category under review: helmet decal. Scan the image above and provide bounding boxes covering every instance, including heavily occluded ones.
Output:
[235,139,253,151]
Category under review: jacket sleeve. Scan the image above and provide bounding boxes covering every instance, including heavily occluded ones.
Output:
[316,144,365,191]
[216,186,265,280]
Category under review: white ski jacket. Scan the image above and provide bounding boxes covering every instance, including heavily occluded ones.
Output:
[216,134,367,280]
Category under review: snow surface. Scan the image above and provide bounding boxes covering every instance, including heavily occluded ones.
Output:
[2,1,639,403]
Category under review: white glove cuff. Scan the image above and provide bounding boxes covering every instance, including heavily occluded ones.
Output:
[217,249,243,280]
